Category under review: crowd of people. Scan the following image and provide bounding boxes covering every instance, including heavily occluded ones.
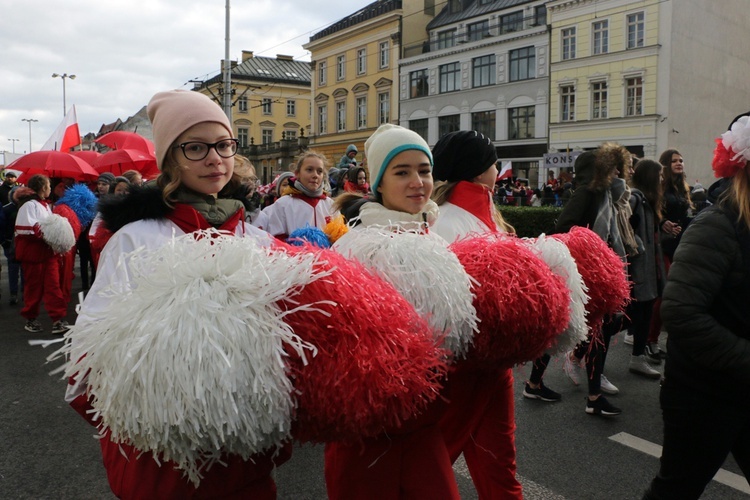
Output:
[2,88,748,500]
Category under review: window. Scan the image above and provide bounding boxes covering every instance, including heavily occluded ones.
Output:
[626,77,643,116]
[237,127,249,147]
[410,69,429,98]
[509,47,535,81]
[508,106,535,139]
[357,96,367,129]
[261,129,273,144]
[262,98,272,114]
[439,62,461,93]
[238,96,248,113]
[438,115,460,138]
[379,41,389,69]
[592,20,609,55]
[318,61,327,86]
[472,55,496,88]
[560,85,575,121]
[285,129,297,140]
[336,101,346,132]
[448,0,461,14]
[471,111,496,140]
[592,81,608,119]
[357,48,367,75]
[534,5,547,26]
[317,105,327,134]
[500,11,523,34]
[286,100,296,116]
[467,20,489,42]
[378,92,390,124]
[336,55,346,80]
[410,118,428,141]
[627,12,645,49]
[561,28,576,60]
[436,29,456,50]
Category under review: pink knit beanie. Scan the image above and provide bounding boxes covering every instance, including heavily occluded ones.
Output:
[147,90,233,170]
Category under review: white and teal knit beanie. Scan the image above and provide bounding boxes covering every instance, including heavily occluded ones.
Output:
[365,124,432,193]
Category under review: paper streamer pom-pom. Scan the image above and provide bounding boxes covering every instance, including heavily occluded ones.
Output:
[323,213,348,244]
[449,234,570,369]
[288,225,331,248]
[552,226,630,328]
[333,226,478,359]
[524,235,589,354]
[57,183,98,227]
[279,244,448,443]
[712,137,746,179]
[38,213,76,254]
[53,230,326,485]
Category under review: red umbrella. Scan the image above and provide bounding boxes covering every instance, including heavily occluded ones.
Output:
[71,150,102,165]
[94,131,155,156]
[93,148,159,178]
[8,150,99,183]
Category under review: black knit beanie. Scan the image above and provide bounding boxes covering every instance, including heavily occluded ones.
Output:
[432,130,498,182]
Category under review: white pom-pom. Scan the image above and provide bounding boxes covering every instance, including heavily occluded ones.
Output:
[722,116,750,163]
[53,230,326,485]
[524,234,589,354]
[333,226,478,358]
[38,213,75,254]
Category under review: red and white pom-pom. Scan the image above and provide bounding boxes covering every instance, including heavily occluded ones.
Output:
[552,227,630,328]
[524,234,589,354]
[449,234,570,369]
[333,226,478,359]
[279,244,448,443]
[38,213,76,254]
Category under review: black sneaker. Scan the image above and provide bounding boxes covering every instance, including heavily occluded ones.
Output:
[24,319,43,333]
[523,382,562,402]
[585,395,622,416]
[645,343,663,365]
[51,320,70,335]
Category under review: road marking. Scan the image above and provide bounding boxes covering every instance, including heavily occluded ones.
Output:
[609,432,750,495]
[454,455,567,500]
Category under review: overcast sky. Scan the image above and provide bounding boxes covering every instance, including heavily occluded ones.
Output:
[0,0,372,159]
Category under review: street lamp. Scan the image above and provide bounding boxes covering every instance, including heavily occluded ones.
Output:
[21,118,38,152]
[7,138,19,154]
[51,72,76,116]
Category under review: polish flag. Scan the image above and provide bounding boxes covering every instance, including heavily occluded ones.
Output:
[497,160,513,180]
[41,106,81,151]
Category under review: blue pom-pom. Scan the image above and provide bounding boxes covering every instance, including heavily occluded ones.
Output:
[288,225,331,248]
[57,183,98,227]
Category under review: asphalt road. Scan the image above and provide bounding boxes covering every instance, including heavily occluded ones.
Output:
[0,266,747,499]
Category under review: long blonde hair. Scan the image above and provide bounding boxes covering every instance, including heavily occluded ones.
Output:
[432,180,515,234]
[727,167,750,229]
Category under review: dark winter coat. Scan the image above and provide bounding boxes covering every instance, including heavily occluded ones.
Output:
[628,189,666,301]
[661,202,750,404]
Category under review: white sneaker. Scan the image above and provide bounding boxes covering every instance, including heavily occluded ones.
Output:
[563,351,583,386]
[600,375,619,395]
[623,334,634,346]
[629,355,661,379]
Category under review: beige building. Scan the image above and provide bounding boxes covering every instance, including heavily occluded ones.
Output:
[303,0,438,167]
[548,0,750,185]
[194,52,312,183]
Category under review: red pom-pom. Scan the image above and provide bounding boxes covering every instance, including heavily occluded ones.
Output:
[552,227,630,328]
[278,244,448,443]
[712,138,746,179]
[449,235,570,369]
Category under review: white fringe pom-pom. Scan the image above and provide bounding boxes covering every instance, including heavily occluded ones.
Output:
[333,226,478,358]
[723,115,750,163]
[54,230,326,485]
[38,213,75,254]
[525,234,589,354]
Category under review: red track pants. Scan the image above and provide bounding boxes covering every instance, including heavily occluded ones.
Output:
[20,256,67,322]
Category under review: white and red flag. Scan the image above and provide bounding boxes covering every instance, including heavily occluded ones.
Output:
[41,106,81,151]
[497,160,513,180]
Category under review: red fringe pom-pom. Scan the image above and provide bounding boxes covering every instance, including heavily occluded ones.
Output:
[449,235,570,370]
[278,244,448,443]
[712,138,746,179]
[552,227,630,327]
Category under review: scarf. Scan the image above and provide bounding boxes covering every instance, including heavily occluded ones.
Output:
[171,189,244,228]
[592,188,626,260]
[292,178,325,199]
[358,199,440,232]
[611,178,639,256]
[447,181,497,233]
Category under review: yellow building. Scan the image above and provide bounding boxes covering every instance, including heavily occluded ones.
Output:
[194,51,312,183]
[548,0,659,158]
[303,0,438,166]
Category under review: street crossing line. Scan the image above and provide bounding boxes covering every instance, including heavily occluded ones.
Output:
[609,432,750,495]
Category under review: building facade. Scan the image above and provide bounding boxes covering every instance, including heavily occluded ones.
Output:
[303,0,437,166]
[195,52,312,184]
[400,0,550,184]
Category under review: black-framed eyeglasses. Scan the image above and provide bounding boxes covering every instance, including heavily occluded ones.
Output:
[175,139,239,161]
